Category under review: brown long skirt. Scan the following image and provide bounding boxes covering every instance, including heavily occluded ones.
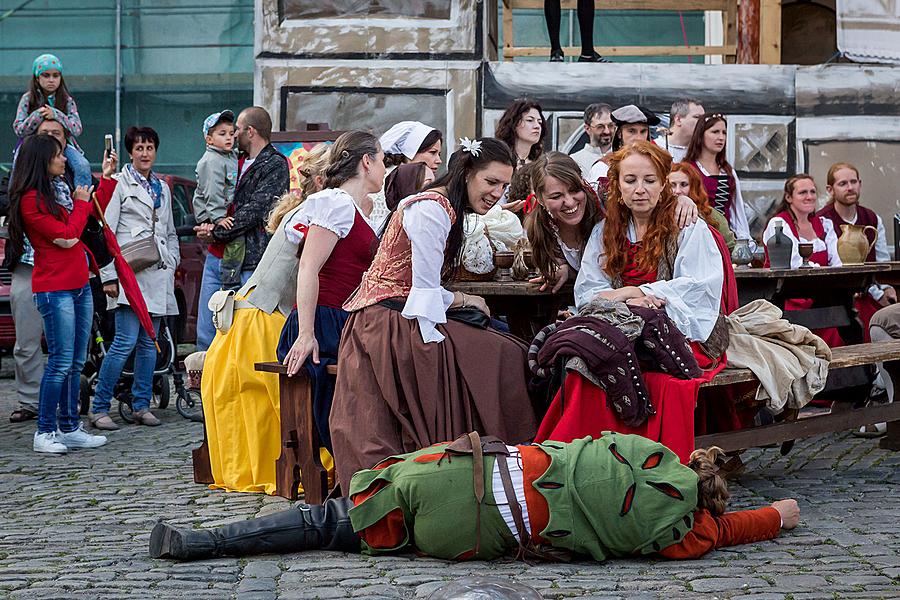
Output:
[330,304,537,487]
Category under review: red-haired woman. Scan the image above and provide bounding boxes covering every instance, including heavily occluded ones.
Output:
[669,162,735,252]
[536,141,730,462]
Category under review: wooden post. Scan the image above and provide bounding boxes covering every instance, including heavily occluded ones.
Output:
[759,0,782,64]
[502,0,514,61]
[255,361,331,503]
[737,0,760,63]
[724,0,738,63]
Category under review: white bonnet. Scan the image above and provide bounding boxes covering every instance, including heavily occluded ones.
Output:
[379,121,437,160]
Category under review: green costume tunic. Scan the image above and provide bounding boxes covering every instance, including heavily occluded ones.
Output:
[348,433,699,561]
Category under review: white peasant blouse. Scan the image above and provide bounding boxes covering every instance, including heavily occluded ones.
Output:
[398,196,456,344]
[575,219,724,342]
[283,188,378,243]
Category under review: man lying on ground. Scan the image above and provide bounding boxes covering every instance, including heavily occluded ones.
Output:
[151,432,799,562]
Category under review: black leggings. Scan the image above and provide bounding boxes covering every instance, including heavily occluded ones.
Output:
[544,0,596,56]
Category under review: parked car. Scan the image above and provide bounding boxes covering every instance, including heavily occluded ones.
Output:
[162,174,204,346]
[0,173,204,361]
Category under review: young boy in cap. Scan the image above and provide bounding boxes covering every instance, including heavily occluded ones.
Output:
[193,110,241,350]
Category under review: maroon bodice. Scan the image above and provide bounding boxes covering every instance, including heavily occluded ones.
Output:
[693,162,735,224]
[317,208,379,309]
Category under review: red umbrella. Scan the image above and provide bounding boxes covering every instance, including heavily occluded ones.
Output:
[92,195,161,352]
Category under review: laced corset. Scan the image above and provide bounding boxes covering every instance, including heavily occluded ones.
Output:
[343,192,456,312]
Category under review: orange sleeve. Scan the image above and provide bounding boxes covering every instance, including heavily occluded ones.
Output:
[660,507,782,559]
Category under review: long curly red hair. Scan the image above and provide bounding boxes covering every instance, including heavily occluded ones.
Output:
[603,141,680,279]
[669,162,712,220]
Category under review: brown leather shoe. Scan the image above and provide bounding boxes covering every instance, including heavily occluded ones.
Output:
[90,413,120,431]
[134,409,162,427]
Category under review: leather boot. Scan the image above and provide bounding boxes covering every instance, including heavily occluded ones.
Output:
[150,498,360,560]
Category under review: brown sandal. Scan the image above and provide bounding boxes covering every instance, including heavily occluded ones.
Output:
[9,408,37,423]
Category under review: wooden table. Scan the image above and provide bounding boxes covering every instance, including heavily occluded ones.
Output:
[734,264,890,330]
[448,280,573,340]
[866,260,900,288]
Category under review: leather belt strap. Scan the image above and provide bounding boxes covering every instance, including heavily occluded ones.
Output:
[496,453,529,559]
[468,431,484,557]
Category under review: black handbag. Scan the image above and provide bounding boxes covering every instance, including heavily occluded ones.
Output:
[378,299,490,330]
[446,306,490,329]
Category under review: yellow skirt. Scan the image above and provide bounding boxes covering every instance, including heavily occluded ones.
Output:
[202,306,284,494]
[202,305,335,494]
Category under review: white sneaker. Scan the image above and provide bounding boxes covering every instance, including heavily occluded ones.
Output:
[58,424,108,449]
[34,431,68,454]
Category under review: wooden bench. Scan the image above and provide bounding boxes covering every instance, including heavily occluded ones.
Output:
[246,342,900,503]
[696,340,900,452]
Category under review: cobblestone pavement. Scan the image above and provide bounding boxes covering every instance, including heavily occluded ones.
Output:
[0,368,897,600]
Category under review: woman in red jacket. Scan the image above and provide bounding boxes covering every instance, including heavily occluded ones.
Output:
[7,134,108,454]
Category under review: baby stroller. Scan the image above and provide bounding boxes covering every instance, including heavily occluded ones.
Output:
[79,297,200,422]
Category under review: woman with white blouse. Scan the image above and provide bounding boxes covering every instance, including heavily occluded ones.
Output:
[762,174,842,347]
[762,174,841,269]
[330,137,538,487]
[278,132,384,453]
[537,141,727,463]
[525,151,604,292]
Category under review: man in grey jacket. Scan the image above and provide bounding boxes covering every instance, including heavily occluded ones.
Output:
[196,107,289,349]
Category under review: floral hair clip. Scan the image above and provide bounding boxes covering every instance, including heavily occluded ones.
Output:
[459,137,483,157]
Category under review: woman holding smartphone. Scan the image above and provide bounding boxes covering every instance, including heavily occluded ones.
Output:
[91,126,180,430]
[7,134,108,453]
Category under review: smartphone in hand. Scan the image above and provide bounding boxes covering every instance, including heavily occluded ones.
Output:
[104,134,114,157]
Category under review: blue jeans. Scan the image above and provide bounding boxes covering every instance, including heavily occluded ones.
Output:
[93,306,161,414]
[64,144,92,188]
[33,284,93,434]
[196,253,252,351]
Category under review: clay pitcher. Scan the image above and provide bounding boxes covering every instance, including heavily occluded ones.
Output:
[837,223,877,264]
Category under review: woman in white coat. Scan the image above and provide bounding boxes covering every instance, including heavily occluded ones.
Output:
[90,127,180,429]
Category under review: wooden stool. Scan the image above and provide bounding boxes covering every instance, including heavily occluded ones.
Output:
[255,362,335,504]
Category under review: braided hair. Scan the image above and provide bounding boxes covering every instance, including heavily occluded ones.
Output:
[323,130,380,189]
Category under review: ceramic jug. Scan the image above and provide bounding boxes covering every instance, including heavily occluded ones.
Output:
[837,223,877,264]
[766,223,793,269]
[731,239,753,268]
